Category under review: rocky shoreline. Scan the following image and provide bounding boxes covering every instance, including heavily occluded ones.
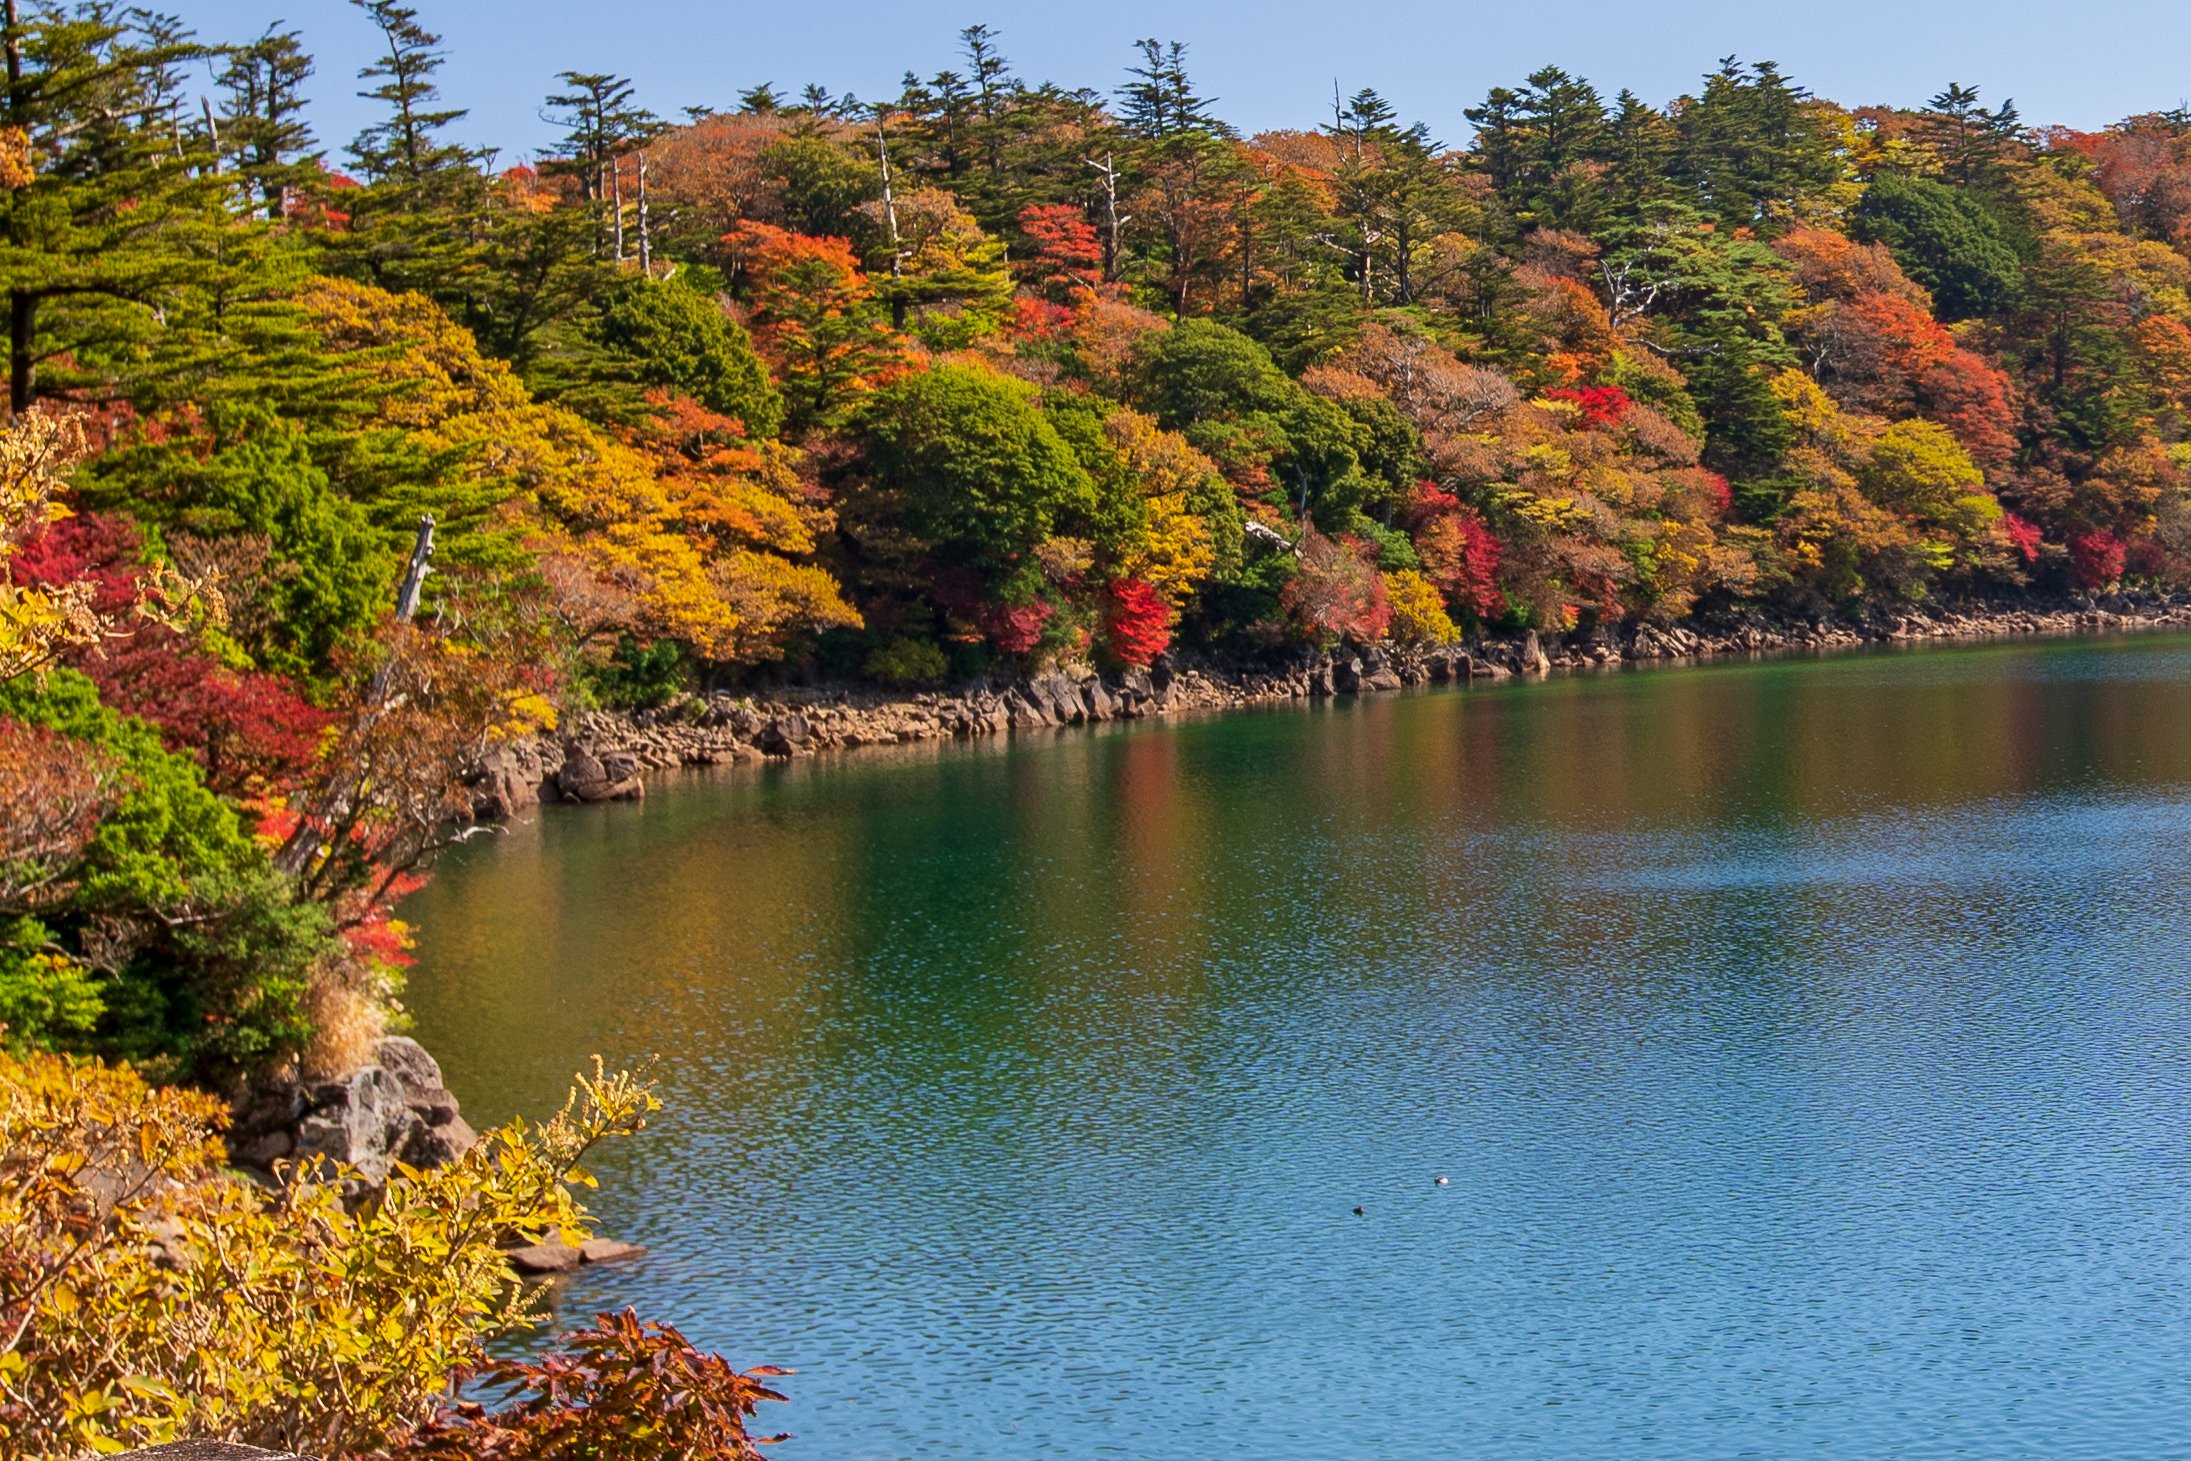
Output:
[470,593,2191,817]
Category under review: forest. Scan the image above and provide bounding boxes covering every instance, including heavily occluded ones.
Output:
[9,2,2191,1451]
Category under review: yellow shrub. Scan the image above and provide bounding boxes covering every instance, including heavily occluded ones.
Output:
[1384,569,1460,646]
[0,1047,657,1459]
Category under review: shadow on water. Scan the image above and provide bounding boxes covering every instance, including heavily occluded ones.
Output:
[406,631,2191,1460]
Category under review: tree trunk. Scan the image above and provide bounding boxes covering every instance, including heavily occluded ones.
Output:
[636,153,651,275]
[9,291,31,416]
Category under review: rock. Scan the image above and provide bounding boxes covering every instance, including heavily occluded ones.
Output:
[402,1113,477,1169]
[1519,630,1552,675]
[579,1237,648,1265]
[1357,647,1403,692]
[1331,654,1362,694]
[1081,678,1119,721]
[755,713,812,756]
[505,1236,583,1275]
[1003,688,1051,729]
[557,743,643,802]
[373,1035,443,1094]
[470,740,556,820]
[1305,656,1335,697]
[292,1066,417,1191]
[230,1128,294,1168]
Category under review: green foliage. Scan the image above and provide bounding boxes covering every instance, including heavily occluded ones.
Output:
[760,133,880,241]
[581,636,689,709]
[862,636,950,687]
[1132,320,1376,527]
[588,273,785,436]
[0,672,327,1085]
[1854,173,2024,320]
[855,364,1097,572]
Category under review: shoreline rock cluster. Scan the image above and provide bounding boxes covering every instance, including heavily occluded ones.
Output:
[466,593,2191,817]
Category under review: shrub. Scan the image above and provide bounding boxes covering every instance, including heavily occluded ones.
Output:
[396,1310,791,1461]
[862,636,949,687]
[1384,569,1461,645]
[0,671,329,1084]
[0,1050,787,1460]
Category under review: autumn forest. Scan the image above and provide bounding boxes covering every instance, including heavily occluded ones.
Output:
[9,3,2191,1452]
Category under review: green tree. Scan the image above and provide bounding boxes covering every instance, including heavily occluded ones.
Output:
[853,364,1095,577]
[0,2,229,410]
[1852,172,2023,321]
[586,271,785,435]
[1670,58,1842,229]
[0,670,330,1086]
[216,26,321,220]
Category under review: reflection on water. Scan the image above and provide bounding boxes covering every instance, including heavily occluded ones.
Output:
[406,635,2191,1459]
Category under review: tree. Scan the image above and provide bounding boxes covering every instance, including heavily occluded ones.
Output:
[730,221,905,435]
[345,0,480,198]
[1670,58,1842,228]
[853,363,1096,578]
[588,272,785,435]
[0,669,330,1083]
[1852,173,2024,321]
[543,70,658,254]
[0,3,229,411]
[217,26,321,219]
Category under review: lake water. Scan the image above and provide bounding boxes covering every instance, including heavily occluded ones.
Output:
[405,635,2191,1460]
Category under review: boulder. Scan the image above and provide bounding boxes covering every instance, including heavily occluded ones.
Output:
[579,1237,648,1265]
[470,740,556,820]
[1357,645,1403,692]
[292,1066,416,1190]
[1081,678,1119,721]
[557,744,644,802]
[1519,630,1552,675]
[1305,656,1335,697]
[754,713,813,756]
[505,1236,583,1275]
[1331,654,1362,694]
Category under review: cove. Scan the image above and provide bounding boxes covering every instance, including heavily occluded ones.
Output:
[404,633,2191,1460]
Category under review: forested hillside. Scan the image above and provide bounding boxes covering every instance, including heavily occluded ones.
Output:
[9,2,2191,1079]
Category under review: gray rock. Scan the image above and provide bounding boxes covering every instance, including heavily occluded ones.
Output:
[557,743,643,801]
[372,1035,443,1096]
[579,1237,648,1264]
[754,713,813,756]
[505,1236,583,1275]
[402,1113,478,1169]
[292,1066,417,1190]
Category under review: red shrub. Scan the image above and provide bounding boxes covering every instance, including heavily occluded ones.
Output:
[2001,512,2043,564]
[9,513,332,796]
[2069,530,2126,588]
[980,597,1053,656]
[1544,385,1633,427]
[1103,578,1172,666]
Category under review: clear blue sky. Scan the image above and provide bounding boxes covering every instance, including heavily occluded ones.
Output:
[176,0,2191,164]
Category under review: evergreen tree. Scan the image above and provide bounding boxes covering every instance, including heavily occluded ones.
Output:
[0,1,230,411]
[216,26,319,220]
[344,0,481,200]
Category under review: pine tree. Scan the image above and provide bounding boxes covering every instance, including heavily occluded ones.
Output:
[344,0,481,200]
[217,27,319,220]
[0,1,231,411]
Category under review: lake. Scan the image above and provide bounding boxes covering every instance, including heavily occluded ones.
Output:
[405,634,2191,1459]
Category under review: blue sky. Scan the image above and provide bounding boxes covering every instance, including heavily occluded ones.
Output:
[178,0,2191,165]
